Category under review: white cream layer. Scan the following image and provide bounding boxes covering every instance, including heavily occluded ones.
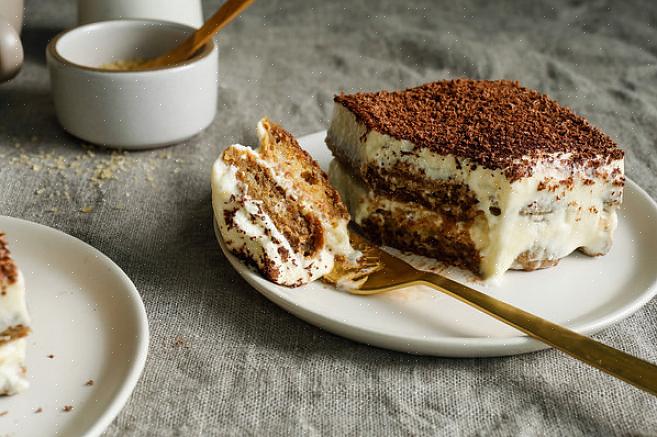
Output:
[211,144,353,287]
[0,269,30,395]
[0,270,30,334]
[0,338,28,395]
[327,103,624,279]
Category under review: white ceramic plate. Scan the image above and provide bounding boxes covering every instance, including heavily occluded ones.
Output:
[0,216,149,436]
[215,131,657,357]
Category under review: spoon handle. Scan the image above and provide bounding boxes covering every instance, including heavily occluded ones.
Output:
[143,0,254,68]
[420,272,657,396]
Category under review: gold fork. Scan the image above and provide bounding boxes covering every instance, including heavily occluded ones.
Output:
[325,229,657,396]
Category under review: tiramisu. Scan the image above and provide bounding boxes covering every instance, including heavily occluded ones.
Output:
[0,233,30,395]
[212,118,356,287]
[327,79,624,279]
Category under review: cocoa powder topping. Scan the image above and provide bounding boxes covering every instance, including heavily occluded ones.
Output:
[335,79,623,180]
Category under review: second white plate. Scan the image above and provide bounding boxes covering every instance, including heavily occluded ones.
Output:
[0,216,149,437]
[215,131,657,357]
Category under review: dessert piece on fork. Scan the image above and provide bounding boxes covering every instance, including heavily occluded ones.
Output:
[212,118,358,287]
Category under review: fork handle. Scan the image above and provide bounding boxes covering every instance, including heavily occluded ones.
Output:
[420,272,657,396]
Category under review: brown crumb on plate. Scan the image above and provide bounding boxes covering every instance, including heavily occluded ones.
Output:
[63,405,73,412]
[35,407,43,414]
[85,379,94,386]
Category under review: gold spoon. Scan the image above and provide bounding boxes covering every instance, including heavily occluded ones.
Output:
[140,0,254,69]
[324,229,657,396]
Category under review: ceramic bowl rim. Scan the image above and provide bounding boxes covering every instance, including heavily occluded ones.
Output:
[46,18,216,74]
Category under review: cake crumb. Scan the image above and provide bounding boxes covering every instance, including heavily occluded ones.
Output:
[35,407,43,414]
[173,336,188,349]
[85,379,94,386]
[0,411,7,417]
[47,354,54,359]
[100,58,145,71]
[63,405,73,412]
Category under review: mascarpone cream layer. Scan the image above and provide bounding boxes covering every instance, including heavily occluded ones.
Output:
[0,338,28,395]
[0,269,29,395]
[327,103,624,279]
[0,270,30,334]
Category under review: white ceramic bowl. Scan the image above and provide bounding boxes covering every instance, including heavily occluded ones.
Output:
[46,20,218,149]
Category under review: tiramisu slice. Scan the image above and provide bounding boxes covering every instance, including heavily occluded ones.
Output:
[0,233,30,395]
[212,118,356,287]
[327,79,624,279]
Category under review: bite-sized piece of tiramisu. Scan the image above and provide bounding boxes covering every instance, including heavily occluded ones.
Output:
[212,118,357,287]
[0,233,30,395]
[327,79,624,279]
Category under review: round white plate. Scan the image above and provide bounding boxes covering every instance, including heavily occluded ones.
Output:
[0,216,149,436]
[215,131,657,357]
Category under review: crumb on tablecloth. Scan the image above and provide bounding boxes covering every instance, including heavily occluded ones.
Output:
[173,336,188,348]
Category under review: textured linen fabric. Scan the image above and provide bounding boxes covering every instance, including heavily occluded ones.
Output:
[2,0,657,435]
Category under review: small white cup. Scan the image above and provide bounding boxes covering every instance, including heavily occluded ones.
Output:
[46,20,218,149]
[0,0,24,82]
[78,0,204,29]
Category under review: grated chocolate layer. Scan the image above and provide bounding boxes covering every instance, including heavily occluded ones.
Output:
[335,79,624,180]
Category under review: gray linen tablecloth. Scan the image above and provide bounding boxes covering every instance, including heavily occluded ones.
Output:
[2,0,657,435]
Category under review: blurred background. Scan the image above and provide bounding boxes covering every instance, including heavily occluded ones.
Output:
[4,1,655,171]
